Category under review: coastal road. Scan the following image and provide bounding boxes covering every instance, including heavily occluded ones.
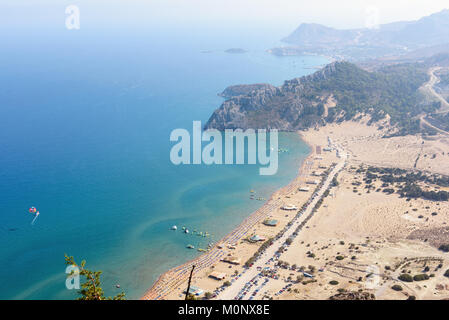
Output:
[216,149,347,300]
[420,115,449,136]
[423,67,449,114]
[420,67,449,136]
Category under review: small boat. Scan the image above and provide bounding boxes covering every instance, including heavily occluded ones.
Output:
[197,248,206,252]
[171,225,177,230]
[186,244,194,249]
[250,190,255,193]
[184,229,189,234]
[116,284,121,288]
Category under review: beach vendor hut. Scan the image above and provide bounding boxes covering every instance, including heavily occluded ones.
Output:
[263,219,279,227]
[209,272,226,280]
[249,235,266,243]
[184,286,204,296]
[222,256,241,265]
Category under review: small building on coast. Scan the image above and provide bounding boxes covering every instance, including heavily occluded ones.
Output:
[222,256,241,265]
[281,204,298,211]
[184,286,204,296]
[248,234,266,243]
[209,272,226,280]
[263,219,279,227]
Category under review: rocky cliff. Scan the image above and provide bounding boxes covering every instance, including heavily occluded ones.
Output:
[205,61,432,135]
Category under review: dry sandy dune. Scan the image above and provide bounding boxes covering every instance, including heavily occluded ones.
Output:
[267,120,449,300]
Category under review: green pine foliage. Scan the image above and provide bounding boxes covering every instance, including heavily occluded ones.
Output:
[318,62,432,134]
[65,254,125,300]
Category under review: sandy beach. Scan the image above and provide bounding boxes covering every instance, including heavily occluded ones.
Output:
[142,129,340,300]
[143,115,449,300]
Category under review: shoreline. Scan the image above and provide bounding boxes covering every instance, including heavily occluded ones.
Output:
[143,118,449,300]
[141,132,316,300]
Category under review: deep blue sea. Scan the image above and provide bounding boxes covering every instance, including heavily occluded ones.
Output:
[0,21,328,299]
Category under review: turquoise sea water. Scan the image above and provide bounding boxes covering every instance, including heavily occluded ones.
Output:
[0,22,328,299]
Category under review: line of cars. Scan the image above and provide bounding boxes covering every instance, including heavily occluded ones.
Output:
[211,268,249,298]
[235,273,270,300]
[274,283,293,297]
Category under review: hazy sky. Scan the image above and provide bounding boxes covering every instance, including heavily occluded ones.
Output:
[2,0,449,32]
[135,0,449,28]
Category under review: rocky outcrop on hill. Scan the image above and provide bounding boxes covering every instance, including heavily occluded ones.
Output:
[219,84,276,99]
[205,63,340,131]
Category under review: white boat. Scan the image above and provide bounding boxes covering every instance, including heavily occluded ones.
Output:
[171,225,177,230]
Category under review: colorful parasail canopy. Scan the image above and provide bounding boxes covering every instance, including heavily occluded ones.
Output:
[29,207,37,214]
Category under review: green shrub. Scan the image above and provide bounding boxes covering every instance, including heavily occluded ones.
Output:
[329,280,339,285]
[439,244,449,252]
[398,274,413,282]
[391,285,403,291]
[413,274,429,281]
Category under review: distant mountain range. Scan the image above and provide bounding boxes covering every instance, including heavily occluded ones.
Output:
[270,9,449,61]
